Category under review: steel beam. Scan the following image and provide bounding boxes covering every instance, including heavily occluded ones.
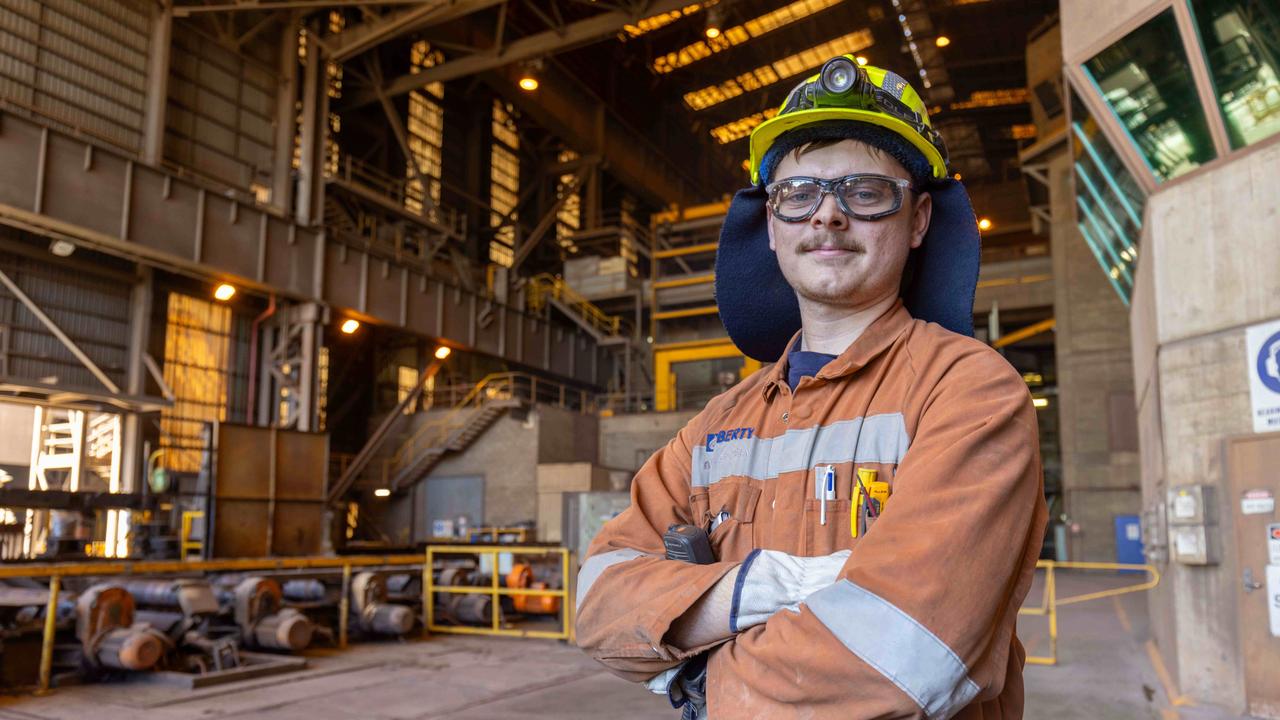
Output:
[172,0,445,16]
[342,0,697,109]
[511,167,588,270]
[328,0,506,63]
[272,15,300,213]
[142,1,173,166]
[0,111,607,386]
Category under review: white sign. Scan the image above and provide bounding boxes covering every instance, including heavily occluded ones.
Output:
[1173,528,1201,557]
[1269,524,1280,565]
[1243,489,1276,516]
[1173,493,1197,519]
[1246,318,1280,433]
[1267,564,1280,638]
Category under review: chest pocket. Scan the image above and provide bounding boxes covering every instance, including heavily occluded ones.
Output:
[701,480,760,563]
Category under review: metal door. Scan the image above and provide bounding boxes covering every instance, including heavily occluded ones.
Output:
[1227,435,1280,718]
[1114,514,1144,565]
[418,475,484,540]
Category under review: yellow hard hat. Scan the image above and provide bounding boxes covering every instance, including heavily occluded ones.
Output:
[747,55,949,185]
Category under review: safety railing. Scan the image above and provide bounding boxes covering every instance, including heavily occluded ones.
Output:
[328,154,462,234]
[426,545,571,640]
[1019,559,1161,666]
[526,273,627,337]
[467,527,532,544]
[0,553,432,695]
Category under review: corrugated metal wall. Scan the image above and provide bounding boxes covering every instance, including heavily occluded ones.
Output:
[165,24,279,193]
[0,0,150,152]
[0,244,132,392]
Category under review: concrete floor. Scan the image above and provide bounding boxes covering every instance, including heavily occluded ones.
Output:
[0,572,1249,719]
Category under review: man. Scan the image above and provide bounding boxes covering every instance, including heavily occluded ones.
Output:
[576,55,1047,719]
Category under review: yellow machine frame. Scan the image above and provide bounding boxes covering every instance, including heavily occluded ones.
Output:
[654,338,762,412]
[426,545,572,640]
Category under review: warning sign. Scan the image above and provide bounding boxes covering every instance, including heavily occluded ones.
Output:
[1246,319,1280,433]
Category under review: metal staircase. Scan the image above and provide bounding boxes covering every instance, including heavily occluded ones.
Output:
[333,373,595,498]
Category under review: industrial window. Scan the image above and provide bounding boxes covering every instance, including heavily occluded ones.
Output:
[683,28,874,110]
[1189,0,1280,149]
[406,41,445,214]
[160,293,246,472]
[622,4,704,37]
[397,365,419,414]
[950,88,1031,110]
[710,108,779,144]
[653,0,843,74]
[317,345,329,431]
[556,149,581,251]
[490,101,520,267]
[1083,9,1215,182]
[1070,91,1146,305]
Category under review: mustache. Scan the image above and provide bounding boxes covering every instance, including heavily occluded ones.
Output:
[795,234,865,253]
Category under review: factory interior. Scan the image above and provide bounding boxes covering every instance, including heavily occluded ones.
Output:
[0,0,1278,717]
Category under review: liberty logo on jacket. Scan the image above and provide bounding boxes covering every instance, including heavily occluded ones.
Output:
[705,427,754,452]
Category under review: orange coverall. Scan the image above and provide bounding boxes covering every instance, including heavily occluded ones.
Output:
[576,301,1048,719]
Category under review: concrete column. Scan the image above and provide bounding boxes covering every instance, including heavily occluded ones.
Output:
[141,1,172,166]
[1048,149,1140,562]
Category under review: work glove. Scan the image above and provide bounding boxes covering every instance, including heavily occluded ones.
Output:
[729,549,851,632]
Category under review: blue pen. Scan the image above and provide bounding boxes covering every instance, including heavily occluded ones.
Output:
[820,467,835,525]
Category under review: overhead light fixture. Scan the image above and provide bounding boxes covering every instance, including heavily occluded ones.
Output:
[935,35,951,47]
[705,6,723,39]
[434,346,452,360]
[340,318,360,334]
[977,217,993,231]
[48,239,76,257]
[1032,397,1049,409]
[517,58,542,92]
[214,283,236,301]
[855,56,869,66]
[374,488,391,498]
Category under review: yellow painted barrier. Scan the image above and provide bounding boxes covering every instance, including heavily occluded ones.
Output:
[426,545,572,641]
[1019,559,1160,666]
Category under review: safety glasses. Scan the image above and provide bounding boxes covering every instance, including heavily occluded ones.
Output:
[765,174,916,222]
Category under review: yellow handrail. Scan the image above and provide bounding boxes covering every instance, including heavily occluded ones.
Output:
[1019,559,1160,666]
[391,372,516,469]
[527,274,624,337]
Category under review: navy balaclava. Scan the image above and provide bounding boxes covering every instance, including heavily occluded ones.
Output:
[714,121,981,362]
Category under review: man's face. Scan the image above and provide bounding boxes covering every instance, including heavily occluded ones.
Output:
[766,139,932,310]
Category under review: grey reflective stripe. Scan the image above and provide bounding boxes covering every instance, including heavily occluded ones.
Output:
[805,579,980,719]
[576,548,646,610]
[690,413,910,488]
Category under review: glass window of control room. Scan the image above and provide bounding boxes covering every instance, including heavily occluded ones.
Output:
[1190,0,1280,149]
[1084,9,1217,182]
[1069,91,1145,304]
